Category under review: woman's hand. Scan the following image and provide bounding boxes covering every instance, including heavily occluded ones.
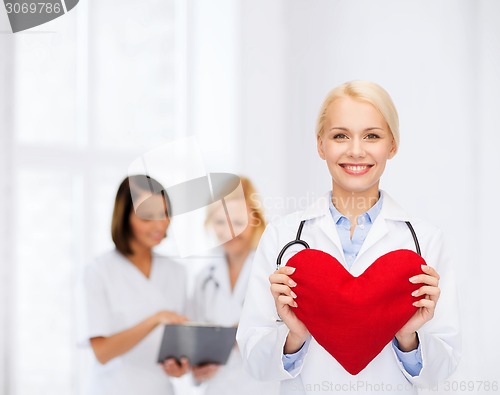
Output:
[191,364,220,382]
[89,311,187,365]
[161,357,190,377]
[396,265,441,351]
[269,266,310,354]
[155,311,188,325]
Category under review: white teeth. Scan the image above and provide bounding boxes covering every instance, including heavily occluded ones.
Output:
[344,165,369,171]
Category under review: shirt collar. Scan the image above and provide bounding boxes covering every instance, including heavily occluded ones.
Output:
[299,190,410,222]
[328,191,384,225]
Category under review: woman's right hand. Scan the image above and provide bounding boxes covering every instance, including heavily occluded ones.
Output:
[154,311,188,325]
[269,266,310,353]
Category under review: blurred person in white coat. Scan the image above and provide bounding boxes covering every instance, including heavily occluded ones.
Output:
[77,175,189,395]
[188,177,279,395]
[237,81,461,395]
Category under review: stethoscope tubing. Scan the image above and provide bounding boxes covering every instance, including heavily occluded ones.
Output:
[276,220,421,269]
[275,220,309,269]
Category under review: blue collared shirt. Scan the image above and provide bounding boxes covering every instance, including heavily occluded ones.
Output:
[328,192,383,269]
[283,191,422,376]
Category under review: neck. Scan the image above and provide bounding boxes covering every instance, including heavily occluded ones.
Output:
[127,240,152,267]
[226,249,251,269]
[225,248,251,291]
[331,183,380,217]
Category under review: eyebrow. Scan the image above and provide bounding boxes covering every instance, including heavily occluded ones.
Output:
[328,127,385,132]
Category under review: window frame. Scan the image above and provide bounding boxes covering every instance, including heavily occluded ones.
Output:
[0,0,190,392]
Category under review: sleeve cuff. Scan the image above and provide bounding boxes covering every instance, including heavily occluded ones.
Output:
[282,337,311,374]
[392,337,423,377]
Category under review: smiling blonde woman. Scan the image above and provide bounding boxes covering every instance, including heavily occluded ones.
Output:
[237,81,461,395]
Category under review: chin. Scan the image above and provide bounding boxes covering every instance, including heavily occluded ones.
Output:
[335,178,379,194]
[148,240,163,248]
[223,241,244,254]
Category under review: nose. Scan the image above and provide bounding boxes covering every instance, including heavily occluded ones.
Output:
[346,138,366,158]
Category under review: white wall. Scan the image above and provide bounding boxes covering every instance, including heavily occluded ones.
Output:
[190,0,240,172]
[0,31,14,395]
[238,0,289,216]
[475,0,500,381]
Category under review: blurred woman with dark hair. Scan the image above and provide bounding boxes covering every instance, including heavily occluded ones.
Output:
[77,175,188,395]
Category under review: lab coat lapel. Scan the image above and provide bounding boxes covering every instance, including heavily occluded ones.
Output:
[317,214,345,261]
[354,191,411,273]
[301,193,345,263]
[355,214,389,265]
[233,252,253,301]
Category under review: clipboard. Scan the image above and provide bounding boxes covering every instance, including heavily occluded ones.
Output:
[157,323,237,366]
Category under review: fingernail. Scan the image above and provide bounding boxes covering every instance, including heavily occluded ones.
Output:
[411,290,419,296]
[409,277,416,283]
[421,265,427,270]
[412,302,418,306]
[289,279,297,287]
[293,301,298,308]
[291,291,297,299]
[285,266,296,274]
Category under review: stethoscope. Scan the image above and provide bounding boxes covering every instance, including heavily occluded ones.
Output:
[276,220,421,269]
[202,265,220,291]
[199,265,220,324]
[200,260,245,323]
[201,251,255,293]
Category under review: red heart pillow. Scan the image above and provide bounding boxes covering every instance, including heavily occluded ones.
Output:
[288,248,426,375]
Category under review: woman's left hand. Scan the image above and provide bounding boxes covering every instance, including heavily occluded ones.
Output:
[395,265,441,351]
[161,357,190,377]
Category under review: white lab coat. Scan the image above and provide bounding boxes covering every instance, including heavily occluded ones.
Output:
[237,191,461,395]
[190,250,280,395]
[76,249,187,395]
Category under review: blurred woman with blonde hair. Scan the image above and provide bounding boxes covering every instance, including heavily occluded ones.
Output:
[188,176,279,395]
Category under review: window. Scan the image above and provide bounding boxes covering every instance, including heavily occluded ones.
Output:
[3,0,187,393]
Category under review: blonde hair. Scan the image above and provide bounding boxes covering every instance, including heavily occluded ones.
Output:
[206,176,266,249]
[316,80,400,150]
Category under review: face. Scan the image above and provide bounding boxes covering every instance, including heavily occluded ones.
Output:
[129,194,170,251]
[317,96,397,197]
[209,199,255,256]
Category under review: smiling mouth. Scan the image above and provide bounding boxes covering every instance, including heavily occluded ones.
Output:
[340,164,373,175]
[150,233,164,240]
